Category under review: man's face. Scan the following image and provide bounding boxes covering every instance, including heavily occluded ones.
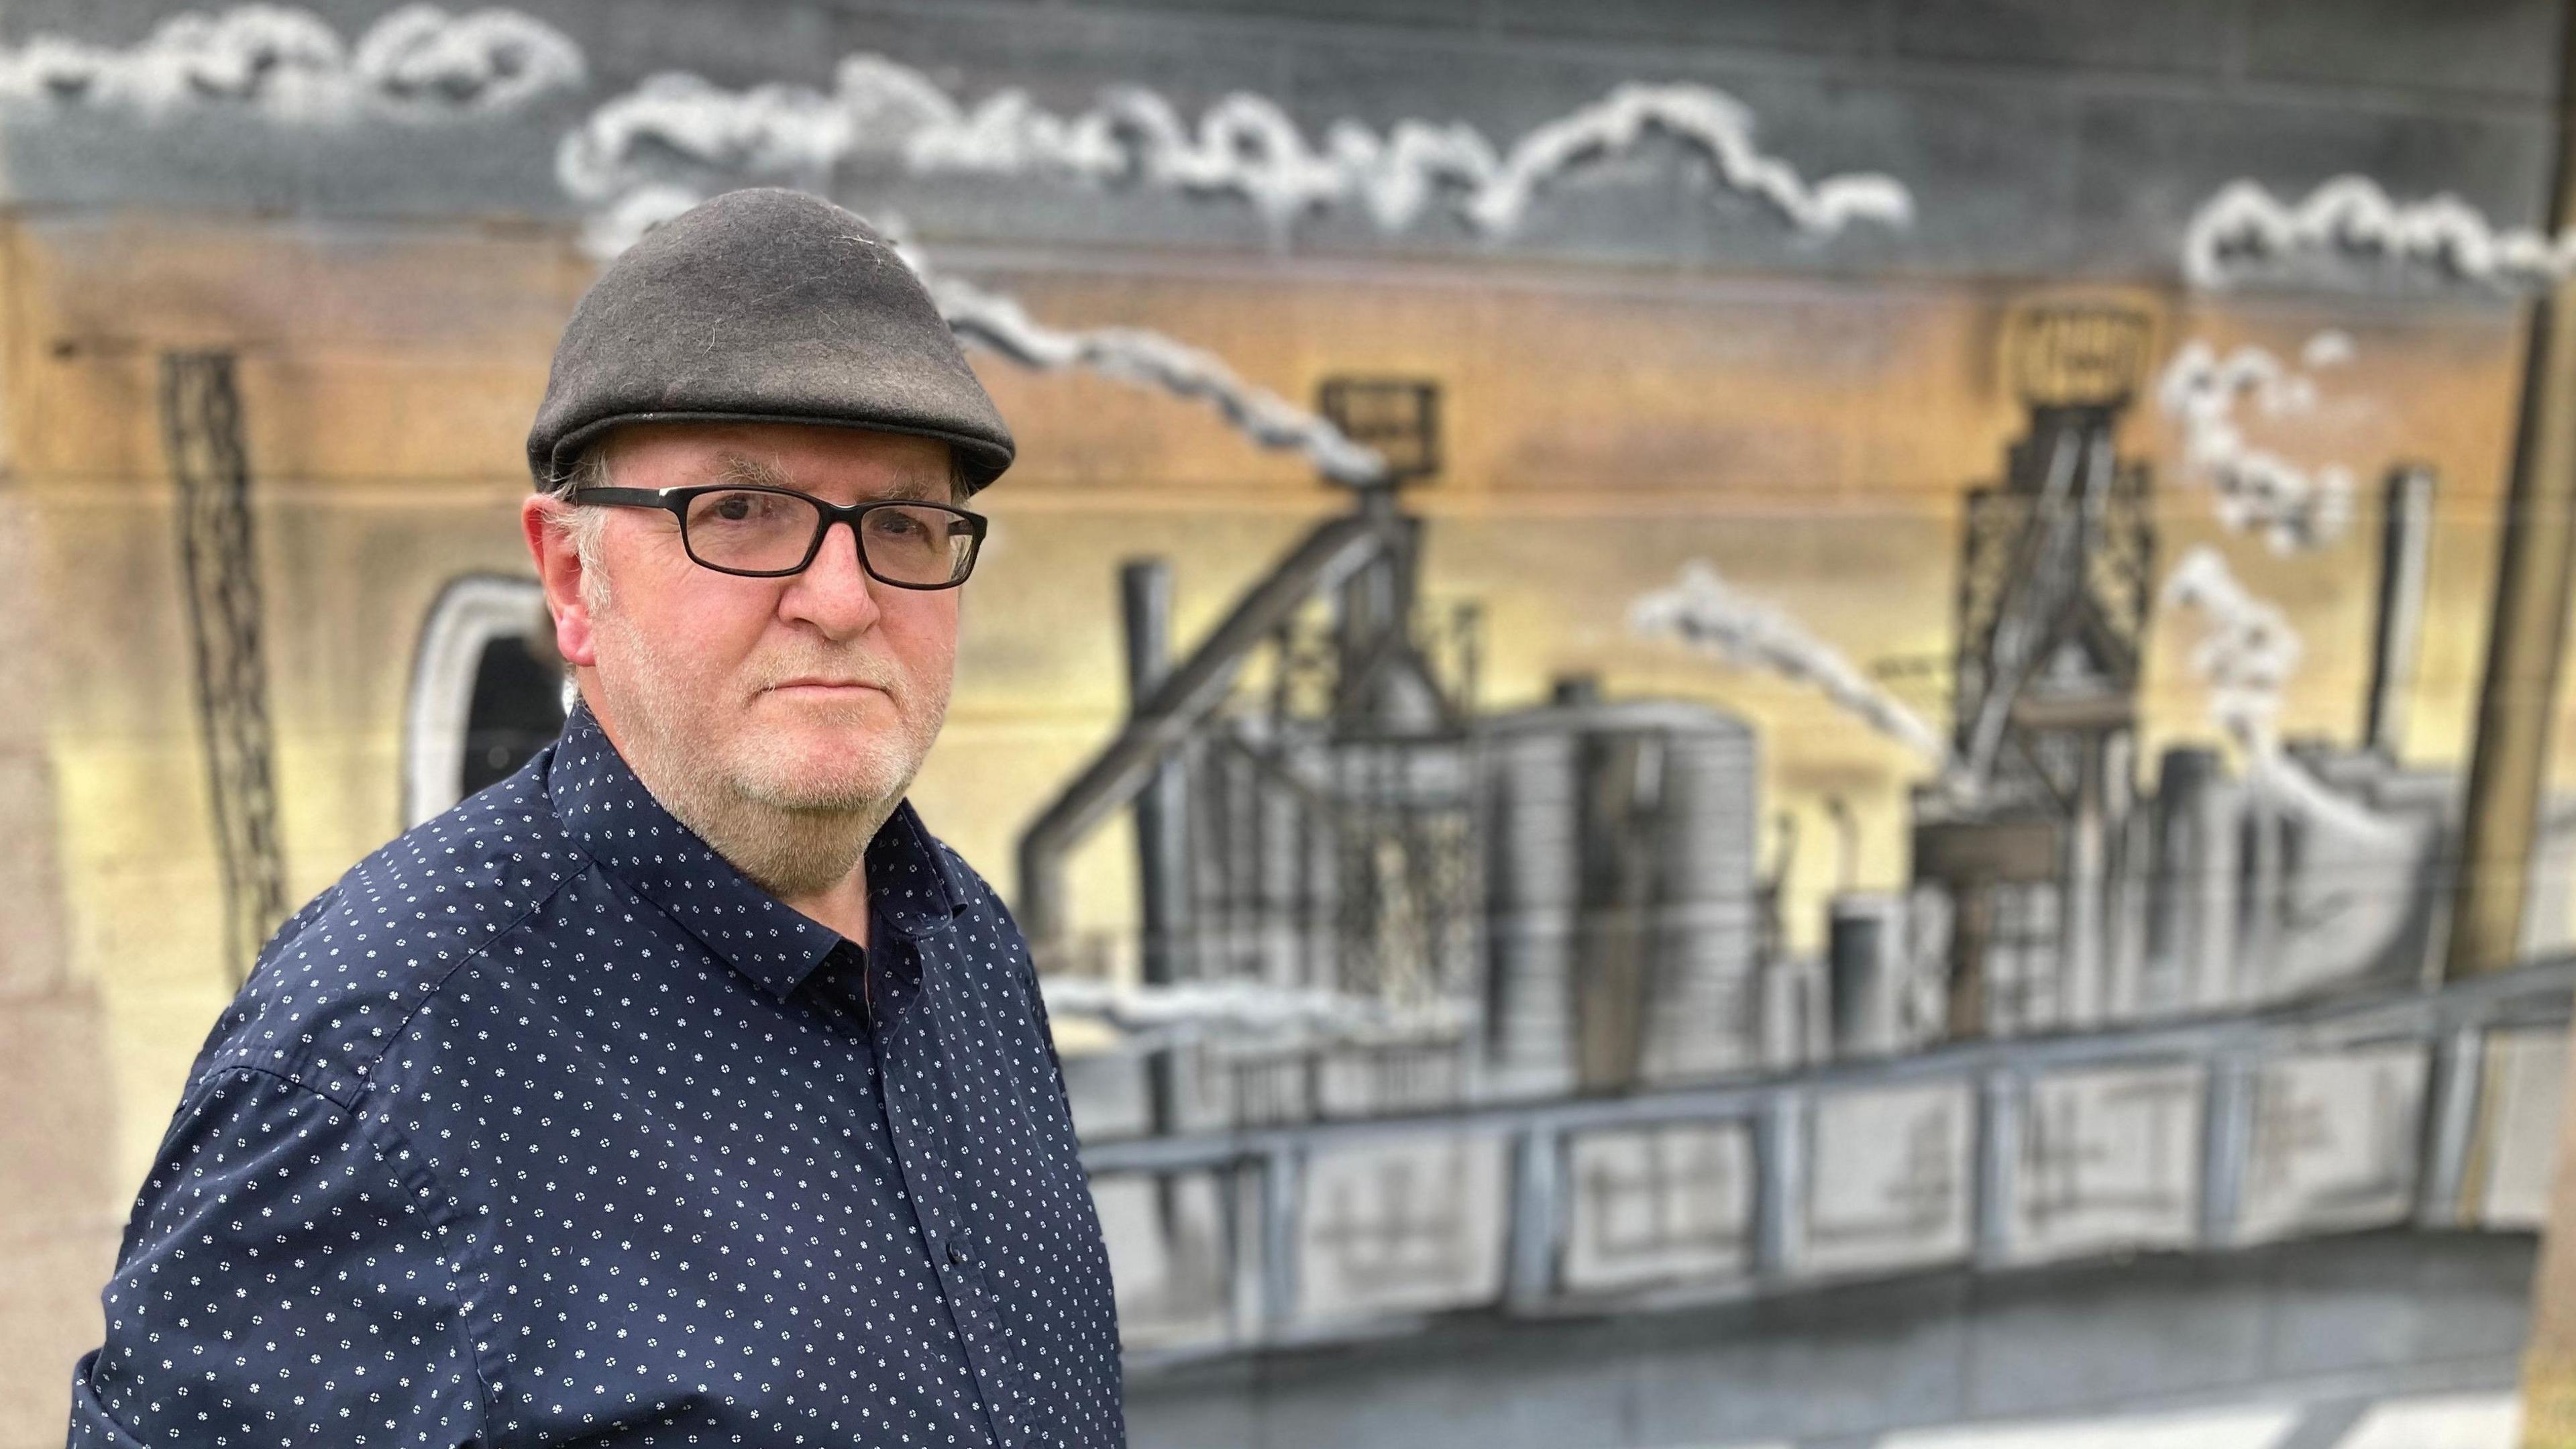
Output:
[526,421,964,834]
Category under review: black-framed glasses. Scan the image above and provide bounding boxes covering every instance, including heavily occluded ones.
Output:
[570,484,987,588]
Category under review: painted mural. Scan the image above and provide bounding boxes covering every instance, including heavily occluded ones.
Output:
[8,3,2576,1447]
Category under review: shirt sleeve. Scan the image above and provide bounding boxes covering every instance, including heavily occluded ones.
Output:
[68,1066,488,1448]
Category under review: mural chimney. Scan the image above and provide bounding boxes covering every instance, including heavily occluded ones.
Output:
[2365,463,2437,760]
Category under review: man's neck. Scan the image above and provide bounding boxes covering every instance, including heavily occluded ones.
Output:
[781,871,872,947]
[670,791,887,941]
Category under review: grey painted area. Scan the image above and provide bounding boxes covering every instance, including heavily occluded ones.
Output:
[1124,1231,2538,1449]
[0,0,2557,285]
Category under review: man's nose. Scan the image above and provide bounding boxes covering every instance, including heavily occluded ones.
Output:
[777,518,885,637]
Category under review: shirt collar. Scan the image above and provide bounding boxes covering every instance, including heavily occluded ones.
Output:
[544,699,970,1002]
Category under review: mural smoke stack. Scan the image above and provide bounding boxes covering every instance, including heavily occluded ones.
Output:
[2365,463,2438,760]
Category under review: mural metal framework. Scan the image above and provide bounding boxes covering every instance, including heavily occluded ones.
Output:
[1918,305,2158,1038]
[162,350,288,982]
[1089,952,2575,1362]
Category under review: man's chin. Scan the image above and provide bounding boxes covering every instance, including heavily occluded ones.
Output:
[743,786,893,815]
[719,695,928,812]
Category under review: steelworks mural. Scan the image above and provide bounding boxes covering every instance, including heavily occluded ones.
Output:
[7,3,2576,1448]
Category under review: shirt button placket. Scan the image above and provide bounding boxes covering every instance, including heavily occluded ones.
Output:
[875,932,1017,1449]
[940,1232,1022,1444]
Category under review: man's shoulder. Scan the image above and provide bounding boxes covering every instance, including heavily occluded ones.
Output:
[189,759,589,1104]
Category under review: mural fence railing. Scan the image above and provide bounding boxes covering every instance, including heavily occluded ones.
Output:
[1080,956,2576,1366]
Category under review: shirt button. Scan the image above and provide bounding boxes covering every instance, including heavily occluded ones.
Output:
[946,1237,971,1267]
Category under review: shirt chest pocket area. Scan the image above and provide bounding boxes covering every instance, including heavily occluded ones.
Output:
[924,949,1078,1167]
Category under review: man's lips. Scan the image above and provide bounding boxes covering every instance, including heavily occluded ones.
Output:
[762,678,889,696]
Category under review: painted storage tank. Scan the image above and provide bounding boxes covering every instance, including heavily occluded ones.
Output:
[1479,688,1761,1095]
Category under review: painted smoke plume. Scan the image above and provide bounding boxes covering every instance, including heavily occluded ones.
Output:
[558,56,1913,241]
[0,4,585,120]
[1630,559,1950,765]
[910,256,1389,485]
[2184,174,2574,291]
[2162,546,2397,841]
[2154,333,2359,554]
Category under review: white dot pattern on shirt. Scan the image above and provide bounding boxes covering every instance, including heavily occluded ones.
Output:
[72,704,1125,1447]
[80,1069,481,1446]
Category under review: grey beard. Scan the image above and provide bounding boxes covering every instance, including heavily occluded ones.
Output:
[605,688,904,901]
[655,775,892,902]
[582,592,920,906]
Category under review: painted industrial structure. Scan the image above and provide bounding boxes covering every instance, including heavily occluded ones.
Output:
[1026,305,2565,1134]
[9,1,2576,1446]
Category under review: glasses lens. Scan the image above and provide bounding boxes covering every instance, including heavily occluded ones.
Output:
[860,504,977,586]
[683,489,822,573]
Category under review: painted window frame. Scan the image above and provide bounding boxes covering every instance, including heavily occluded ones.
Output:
[403,573,556,828]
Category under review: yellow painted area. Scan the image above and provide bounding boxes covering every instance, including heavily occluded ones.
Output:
[0,212,2544,1191]
[2526,1356,2576,1448]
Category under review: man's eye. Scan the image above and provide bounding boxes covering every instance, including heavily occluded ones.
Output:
[700,492,774,524]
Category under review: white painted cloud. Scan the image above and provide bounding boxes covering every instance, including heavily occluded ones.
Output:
[577,182,708,259]
[559,54,1913,241]
[561,58,1912,490]
[1630,558,1949,764]
[0,4,584,121]
[352,5,585,113]
[2154,336,2357,554]
[2184,173,2573,291]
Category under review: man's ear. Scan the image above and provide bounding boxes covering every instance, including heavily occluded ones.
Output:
[521,493,600,669]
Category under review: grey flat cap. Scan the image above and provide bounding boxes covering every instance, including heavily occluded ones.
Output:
[527,188,1013,492]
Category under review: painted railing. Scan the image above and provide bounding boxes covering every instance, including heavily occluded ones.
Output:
[1079,957,2576,1366]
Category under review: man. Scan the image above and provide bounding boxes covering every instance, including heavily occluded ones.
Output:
[68,188,1125,1447]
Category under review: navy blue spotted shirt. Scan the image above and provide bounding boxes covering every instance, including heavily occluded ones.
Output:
[69,702,1124,1447]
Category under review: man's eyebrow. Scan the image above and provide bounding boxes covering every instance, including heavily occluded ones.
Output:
[706,451,944,500]
[708,451,797,490]
[871,471,945,500]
